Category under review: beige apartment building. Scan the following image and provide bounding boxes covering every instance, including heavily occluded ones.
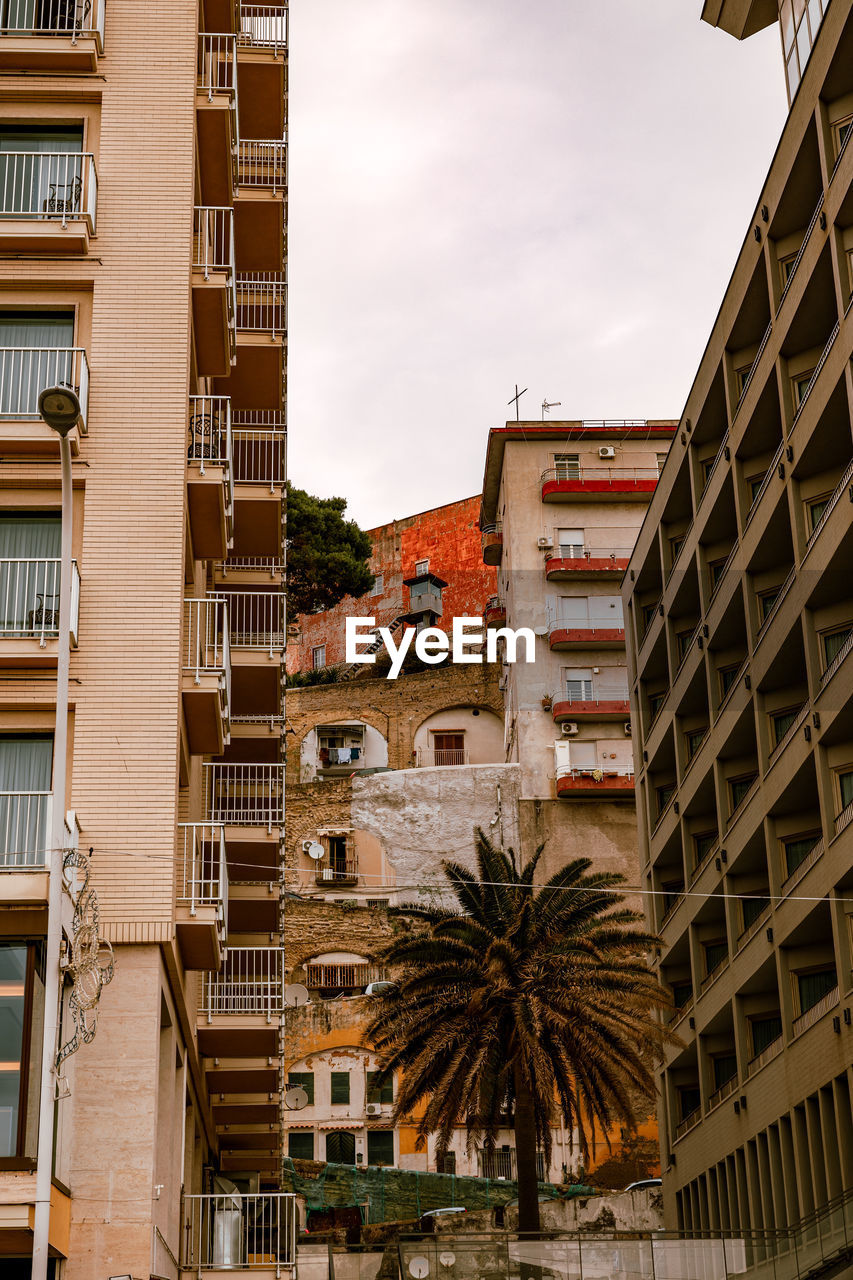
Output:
[0,4,288,1279]
[624,0,853,1243]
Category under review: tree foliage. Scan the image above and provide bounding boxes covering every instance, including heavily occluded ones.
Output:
[363,830,671,1232]
[286,484,373,617]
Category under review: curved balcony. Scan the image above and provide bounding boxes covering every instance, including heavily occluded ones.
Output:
[544,547,632,580]
[551,686,631,722]
[480,521,503,566]
[556,767,635,798]
[547,622,625,651]
[483,594,506,626]
[541,465,659,502]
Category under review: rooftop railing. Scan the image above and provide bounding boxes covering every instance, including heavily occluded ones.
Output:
[235,271,286,334]
[177,822,228,931]
[0,0,104,43]
[181,1192,297,1271]
[200,945,283,1018]
[237,138,286,189]
[0,151,97,231]
[0,790,51,869]
[0,557,79,646]
[0,346,89,429]
[238,4,288,49]
[203,762,284,830]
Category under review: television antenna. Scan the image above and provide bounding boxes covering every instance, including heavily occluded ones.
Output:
[542,399,561,420]
[507,385,527,421]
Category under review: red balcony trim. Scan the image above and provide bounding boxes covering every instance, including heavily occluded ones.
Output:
[545,556,630,577]
[552,700,631,722]
[556,774,635,797]
[549,627,625,649]
[483,604,507,625]
[541,478,658,501]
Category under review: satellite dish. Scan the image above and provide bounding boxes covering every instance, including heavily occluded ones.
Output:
[284,1086,309,1111]
[533,626,548,636]
[284,983,309,1007]
[408,1257,430,1279]
[306,842,325,861]
[439,1253,456,1269]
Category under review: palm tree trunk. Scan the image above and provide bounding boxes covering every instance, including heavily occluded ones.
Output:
[513,1065,541,1235]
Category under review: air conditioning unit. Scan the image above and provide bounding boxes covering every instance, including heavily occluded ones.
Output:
[561,722,579,737]
[599,446,616,459]
[537,536,553,549]
[366,1103,383,1117]
[624,721,632,736]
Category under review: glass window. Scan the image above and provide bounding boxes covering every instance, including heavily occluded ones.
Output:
[288,1131,314,1160]
[712,1054,737,1090]
[686,728,707,760]
[366,1130,394,1166]
[787,48,801,101]
[758,588,780,622]
[676,629,693,659]
[781,0,795,51]
[730,775,757,811]
[564,668,593,702]
[669,535,684,563]
[0,312,76,418]
[780,253,798,286]
[553,453,579,480]
[719,664,740,699]
[0,736,53,866]
[808,497,829,531]
[370,574,383,596]
[823,627,852,668]
[742,895,770,929]
[287,1071,314,1105]
[750,1015,782,1057]
[797,968,837,1015]
[0,941,44,1159]
[557,528,584,556]
[839,769,853,811]
[793,372,814,407]
[772,708,799,745]
[694,831,717,866]
[709,558,727,590]
[641,602,658,634]
[671,980,692,1009]
[648,690,666,720]
[366,1071,393,1105]
[656,785,675,815]
[837,118,853,158]
[783,833,820,877]
[414,558,429,576]
[312,645,325,670]
[678,1087,700,1121]
[662,882,684,916]
[704,940,727,976]
[330,1071,350,1105]
[747,474,765,505]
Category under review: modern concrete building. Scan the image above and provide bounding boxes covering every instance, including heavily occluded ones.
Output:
[624,0,853,1240]
[0,4,289,1278]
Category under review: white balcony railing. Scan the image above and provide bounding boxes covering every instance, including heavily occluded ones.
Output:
[545,545,634,563]
[184,594,230,679]
[0,557,80,646]
[0,151,97,231]
[541,465,660,486]
[216,590,284,652]
[416,747,469,767]
[203,762,284,830]
[554,685,630,706]
[238,4,288,50]
[188,394,234,512]
[200,946,284,1018]
[177,822,228,928]
[193,204,235,279]
[232,425,285,488]
[235,272,286,334]
[237,139,287,189]
[197,32,237,99]
[0,346,89,429]
[555,765,634,784]
[181,1193,298,1271]
[0,0,104,42]
[0,791,51,869]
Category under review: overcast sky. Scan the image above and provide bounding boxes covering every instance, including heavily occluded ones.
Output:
[287,1,787,529]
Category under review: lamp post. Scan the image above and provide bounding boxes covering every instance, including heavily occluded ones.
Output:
[31,385,78,1280]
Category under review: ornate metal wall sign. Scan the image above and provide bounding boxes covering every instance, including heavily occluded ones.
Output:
[56,848,115,1073]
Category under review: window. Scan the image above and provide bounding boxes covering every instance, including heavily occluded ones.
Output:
[838,769,853,812]
[366,1130,394,1166]
[771,708,799,746]
[693,831,717,868]
[703,940,727,977]
[647,690,666,721]
[326,1130,356,1164]
[564,668,593,702]
[557,527,584,557]
[700,456,717,486]
[0,941,45,1158]
[734,366,752,400]
[656,453,668,476]
[671,980,692,1009]
[312,645,326,670]
[288,1132,314,1160]
[0,127,84,219]
[822,627,852,669]
[792,371,815,408]
[796,967,837,1015]
[708,558,728,592]
[641,601,658,634]
[0,735,53,864]
[741,895,770,930]
[807,496,830,532]
[367,899,389,909]
[675,628,694,660]
[553,453,580,480]
[730,774,757,812]
[712,1054,737,1091]
[779,252,798,287]
[414,558,429,576]
[757,588,780,623]
[678,1087,700,1122]
[287,1072,314,1105]
[431,732,465,765]
[718,663,741,700]
[0,516,62,642]
[669,535,684,564]
[685,728,707,761]
[370,573,383,596]
[661,881,684,917]
[749,1015,782,1057]
[747,474,766,506]
[330,1071,350,1105]
[366,1071,393,1105]
[656,785,675,816]
[834,115,853,160]
[0,312,75,417]
[783,832,820,878]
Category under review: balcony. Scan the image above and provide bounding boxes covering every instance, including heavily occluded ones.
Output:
[547,618,625,651]
[0,557,80,666]
[0,789,51,906]
[236,272,286,335]
[196,33,238,205]
[198,946,283,1058]
[187,395,234,561]
[416,747,469,767]
[315,858,359,887]
[224,590,285,653]
[237,139,287,191]
[555,766,635,798]
[204,762,284,831]
[0,151,97,253]
[182,597,231,756]
[0,0,104,71]
[551,687,631,723]
[544,547,632,580]
[483,595,506,626]
[181,1193,297,1273]
[236,21,287,141]
[305,962,382,990]
[192,206,236,377]
[792,985,839,1039]
[480,521,503,566]
[541,465,659,502]
[239,5,288,50]
[176,822,228,971]
[0,345,88,452]
[233,414,286,488]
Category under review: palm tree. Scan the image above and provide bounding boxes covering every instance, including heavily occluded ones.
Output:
[363,828,670,1234]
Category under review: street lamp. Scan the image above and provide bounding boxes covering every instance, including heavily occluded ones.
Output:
[31,384,79,1280]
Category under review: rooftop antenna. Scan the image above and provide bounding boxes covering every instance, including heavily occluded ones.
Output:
[508,385,527,422]
[542,399,561,421]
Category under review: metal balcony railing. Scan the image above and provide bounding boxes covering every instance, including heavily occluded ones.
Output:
[478,1149,516,1180]
[0,346,89,429]
[555,765,634,784]
[792,985,839,1038]
[232,424,285,488]
[177,822,228,926]
[0,0,105,42]
[203,762,284,829]
[0,557,80,646]
[315,859,359,885]
[0,791,51,869]
[0,151,97,231]
[541,465,660,486]
[554,685,630,706]
[197,32,237,101]
[181,1192,298,1271]
[193,205,235,279]
[546,603,624,635]
[304,962,380,989]
[184,596,231,683]
[416,747,469,767]
[200,946,284,1018]
[187,395,235,520]
[235,272,286,334]
[237,139,287,189]
[238,4,288,49]
[747,1035,783,1078]
[546,545,634,563]
[215,590,284,651]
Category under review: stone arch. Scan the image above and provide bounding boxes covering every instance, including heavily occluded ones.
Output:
[412,703,505,767]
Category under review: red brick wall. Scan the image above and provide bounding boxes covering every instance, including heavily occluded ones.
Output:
[287,494,497,673]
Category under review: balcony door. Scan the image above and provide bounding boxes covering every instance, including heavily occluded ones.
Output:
[431,732,464,765]
[0,514,61,636]
[564,668,593,702]
[0,311,74,416]
[0,126,83,218]
[0,941,45,1159]
[0,735,53,864]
